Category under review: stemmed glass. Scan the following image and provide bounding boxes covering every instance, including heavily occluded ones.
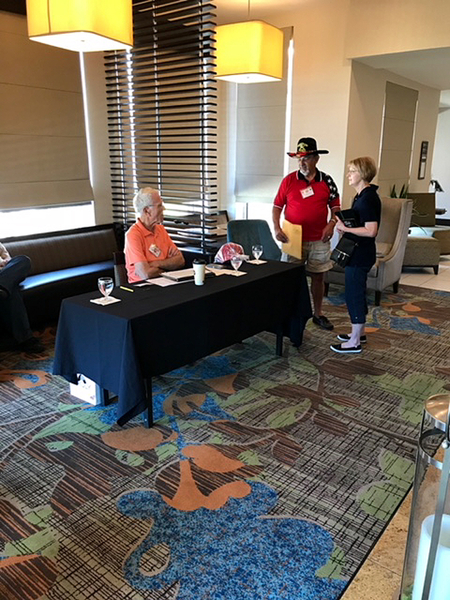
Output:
[230,255,243,272]
[98,277,114,300]
[252,244,263,263]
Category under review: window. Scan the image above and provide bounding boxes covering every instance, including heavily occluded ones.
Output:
[104,0,218,253]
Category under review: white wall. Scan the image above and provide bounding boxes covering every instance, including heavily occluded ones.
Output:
[344,62,440,205]
[432,95,450,216]
[81,53,113,225]
[85,0,447,224]
[345,0,450,58]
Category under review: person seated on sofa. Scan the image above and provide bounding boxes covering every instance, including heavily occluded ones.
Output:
[125,187,185,283]
[0,243,45,353]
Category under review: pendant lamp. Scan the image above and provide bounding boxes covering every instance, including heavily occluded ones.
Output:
[26,0,133,52]
[215,19,283,84]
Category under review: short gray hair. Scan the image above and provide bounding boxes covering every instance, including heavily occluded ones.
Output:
[133,187,160,216]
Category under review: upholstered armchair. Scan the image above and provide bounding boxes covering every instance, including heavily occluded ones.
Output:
[227,219,282,260]
[325,197,413,306]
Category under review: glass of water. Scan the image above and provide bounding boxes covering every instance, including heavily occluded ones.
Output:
[252,244,263,262]
[98,277,114,298]
[230,255,243,271]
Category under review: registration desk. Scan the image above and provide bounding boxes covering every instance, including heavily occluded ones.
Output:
[53,261,311,426]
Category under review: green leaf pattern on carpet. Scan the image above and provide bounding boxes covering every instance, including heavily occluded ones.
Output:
[155,441,178,461]
[4,527,59,559]
[266,400,311,428]
[237,449,262,466]
[25,505,53,527]
[357,450,414,520]
[316,546,346,579]
[115,450,145,467]
[33,409,112,439]
[360,372,448,425]
[45,440,74,452]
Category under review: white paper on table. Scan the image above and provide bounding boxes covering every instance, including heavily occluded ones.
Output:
[247,259,267,265]
[219,268,247,276]
[135,281,154,287]
[147,277,180,287]
[205,267,225,276]
[90,296,121,306]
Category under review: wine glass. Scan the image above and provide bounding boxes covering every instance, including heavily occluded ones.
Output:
[252,244,263,263]
[230,255,243,271]
[98,277,114,299]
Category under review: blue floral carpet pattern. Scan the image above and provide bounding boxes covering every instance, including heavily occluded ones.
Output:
[0,284,450,599]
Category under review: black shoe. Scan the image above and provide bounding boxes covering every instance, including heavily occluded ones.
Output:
[330,343,362,354]
[312,315,334,331]
[337,334,367,343]
[0,286,9,299]
[18,337,45,354]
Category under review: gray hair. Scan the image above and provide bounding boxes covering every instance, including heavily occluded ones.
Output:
[133,187,160,217]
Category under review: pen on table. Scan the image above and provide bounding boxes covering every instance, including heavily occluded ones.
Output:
[120,286,134,292]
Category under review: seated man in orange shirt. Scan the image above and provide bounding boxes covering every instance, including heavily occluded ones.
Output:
[125,187,185,283]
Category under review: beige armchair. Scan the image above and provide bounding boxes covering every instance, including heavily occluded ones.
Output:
[325,197,413,306]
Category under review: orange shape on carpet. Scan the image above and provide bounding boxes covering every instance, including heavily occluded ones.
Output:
[163,459,250,511]
[163,393,206,415]
[205,373,238,394]
[0,370,50,389]
[182,444,245,472]
[101,426,177,451]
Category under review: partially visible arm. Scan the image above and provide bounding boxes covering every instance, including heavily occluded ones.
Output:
[321,175,341,242]
[272,206,288,243]
[151,246,185,271]
[132,236,185,280]
[320,208,340,242]
[335,218,378,238]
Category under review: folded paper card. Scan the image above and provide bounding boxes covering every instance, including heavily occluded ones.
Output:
[281,220,302,260]
[90,296,121,306]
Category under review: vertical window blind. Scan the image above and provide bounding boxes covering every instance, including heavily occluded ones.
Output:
[104,0,218,252]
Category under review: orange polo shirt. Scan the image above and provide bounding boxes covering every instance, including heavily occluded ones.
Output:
[125,219,180,283]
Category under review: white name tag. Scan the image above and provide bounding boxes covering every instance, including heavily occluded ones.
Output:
[301,186,314,199]
[149,244,161,257]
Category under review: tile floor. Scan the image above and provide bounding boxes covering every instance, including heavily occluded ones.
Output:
[341,255,450,600]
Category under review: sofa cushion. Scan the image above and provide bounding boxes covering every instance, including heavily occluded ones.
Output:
[21,260,114,290]
[4,229,118,275]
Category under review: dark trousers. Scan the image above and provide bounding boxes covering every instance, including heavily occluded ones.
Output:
[0,255,32,343]
[345,265,371,324]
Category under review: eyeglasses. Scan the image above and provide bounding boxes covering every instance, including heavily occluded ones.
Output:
[298,155,315,162]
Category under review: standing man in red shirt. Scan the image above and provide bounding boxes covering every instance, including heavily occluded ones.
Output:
[125,187,185,283]
[273,137,341,331]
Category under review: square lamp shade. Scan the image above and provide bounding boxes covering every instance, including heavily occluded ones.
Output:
[26,0,133,52]
[215,20,283,83]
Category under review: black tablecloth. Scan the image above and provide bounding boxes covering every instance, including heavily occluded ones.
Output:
[53,261,311,425]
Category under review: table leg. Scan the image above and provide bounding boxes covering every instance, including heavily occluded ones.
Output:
[95,385,110,406]
[276,332,283,356]
[143,378,154,428]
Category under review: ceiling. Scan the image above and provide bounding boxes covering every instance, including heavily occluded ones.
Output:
[4,0,449,96]
[214,0,450,98]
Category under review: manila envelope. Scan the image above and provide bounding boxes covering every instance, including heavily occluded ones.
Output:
[281,220,302,260]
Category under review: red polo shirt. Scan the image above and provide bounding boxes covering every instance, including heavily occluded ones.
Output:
[274,169,341,241]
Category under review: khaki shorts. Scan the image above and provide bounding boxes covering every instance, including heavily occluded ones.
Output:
[282,240,333,273]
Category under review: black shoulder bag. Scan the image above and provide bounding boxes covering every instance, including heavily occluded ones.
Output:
[330,236,358,268]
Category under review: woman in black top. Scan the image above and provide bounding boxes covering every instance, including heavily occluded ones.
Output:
[330,157,381,354]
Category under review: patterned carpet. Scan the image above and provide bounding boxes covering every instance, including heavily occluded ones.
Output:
[1,284,450,600]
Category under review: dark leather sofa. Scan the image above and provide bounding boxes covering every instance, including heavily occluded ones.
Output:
[3,224,120,326]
